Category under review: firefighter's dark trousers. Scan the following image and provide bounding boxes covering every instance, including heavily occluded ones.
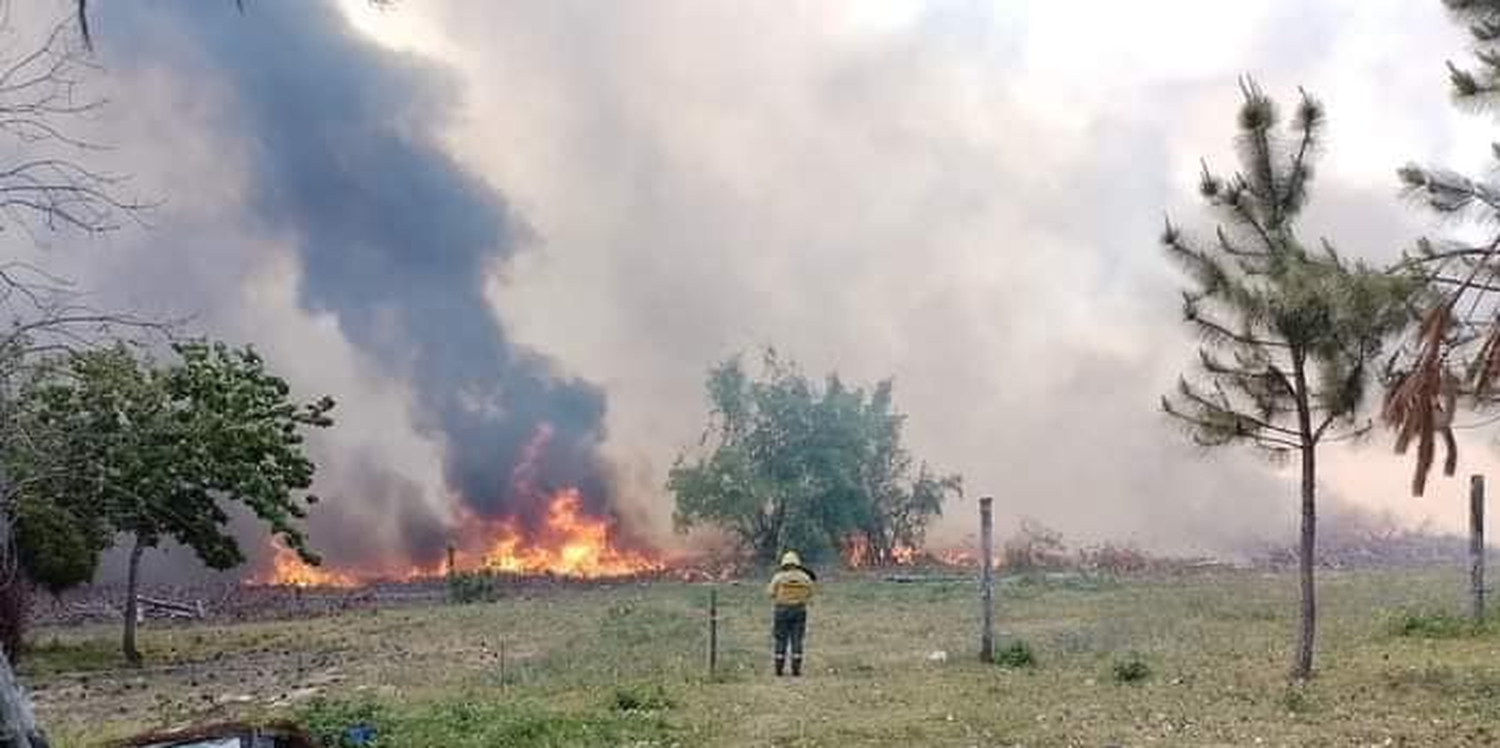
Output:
[772,604,807,676]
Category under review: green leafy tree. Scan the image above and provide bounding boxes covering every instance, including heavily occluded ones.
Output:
[20,341,334,664]
[1386,1,1500,496]
[0,339,122,665]
[1160,80,1417,680]
[670,350,960,566]
[0,5,154,736]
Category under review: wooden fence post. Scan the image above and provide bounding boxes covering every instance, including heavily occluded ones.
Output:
[708,587,719,679]
[980,496,995,663]
[1472,474,1486,622]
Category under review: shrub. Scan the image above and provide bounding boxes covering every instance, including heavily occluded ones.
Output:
[1001,518,1069,572]
[992,640,1036,669]
[1077,542,1151,574]
[1111,652,1151,684]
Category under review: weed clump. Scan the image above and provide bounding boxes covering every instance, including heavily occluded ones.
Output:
[299,698,387,747]
[992,640,1037,669]
[1279,685,1312,714]
[612,683,674,712]
[1111,652,1151,684]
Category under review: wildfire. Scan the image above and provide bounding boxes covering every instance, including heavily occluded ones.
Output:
[257,539,362,588]
[477,489,663,578]
[255,489,662,587]
[254,425,664,586]
[842,536,923,568]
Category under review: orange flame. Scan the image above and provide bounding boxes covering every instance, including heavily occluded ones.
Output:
[842,536,923,568]
[475,488,663,578]
[256,538,362,588]
[254,424,663,585]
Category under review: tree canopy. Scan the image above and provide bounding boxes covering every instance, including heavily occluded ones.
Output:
[15,341,333,570]
[7,340,334,662]
[1161,80,1417,458]
[669,350,960,566]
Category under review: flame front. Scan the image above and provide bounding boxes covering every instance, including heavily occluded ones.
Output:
[253,489,661,586]
[257,539,362,588]
[254,424,662,586]
[477,488,662,578]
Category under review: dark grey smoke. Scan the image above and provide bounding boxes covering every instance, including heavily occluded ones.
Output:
[98,0,612,561]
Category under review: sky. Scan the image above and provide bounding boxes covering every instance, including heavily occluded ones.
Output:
[9,0,1500,572]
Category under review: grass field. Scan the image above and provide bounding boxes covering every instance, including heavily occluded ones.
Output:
[19,568,1500,747]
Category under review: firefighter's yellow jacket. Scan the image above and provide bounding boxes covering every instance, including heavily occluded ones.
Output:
[767,567,815,606]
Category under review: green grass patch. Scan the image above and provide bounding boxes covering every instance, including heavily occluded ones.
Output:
[20,637,127,676]
[298,695,672,748]
[1387,609,1492,639]
[298,698,389,747]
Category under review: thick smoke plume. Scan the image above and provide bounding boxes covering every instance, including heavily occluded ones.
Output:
[99,0,615,566]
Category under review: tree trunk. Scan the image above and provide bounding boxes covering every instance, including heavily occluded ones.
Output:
[122,538,145,667]
[0,579,29,666]
[1291,351,1317,682]
[1293,443,1317,681]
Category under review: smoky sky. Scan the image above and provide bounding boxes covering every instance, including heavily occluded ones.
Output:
[30,0,1500,579]
[94,1,613,548]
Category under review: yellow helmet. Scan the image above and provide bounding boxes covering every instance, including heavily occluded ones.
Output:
[780,550,801,568]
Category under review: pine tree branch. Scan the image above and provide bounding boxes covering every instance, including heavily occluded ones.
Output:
[1187,311,1291,349]
[1320,419,1374,444]
[1164,399,1303,450]
[1175,378,1304,439]
[1230,198,1279,255]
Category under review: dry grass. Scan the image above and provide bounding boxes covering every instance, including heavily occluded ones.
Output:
[20,568,1500,747]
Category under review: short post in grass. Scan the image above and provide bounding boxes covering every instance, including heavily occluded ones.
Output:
[708,587,719,679]
[1471,474,1486,622]
[980,495,995,663]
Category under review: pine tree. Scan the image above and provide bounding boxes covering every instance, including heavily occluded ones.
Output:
[1161,79,1416,680]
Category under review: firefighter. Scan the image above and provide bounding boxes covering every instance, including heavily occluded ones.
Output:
[767,550,817,677]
